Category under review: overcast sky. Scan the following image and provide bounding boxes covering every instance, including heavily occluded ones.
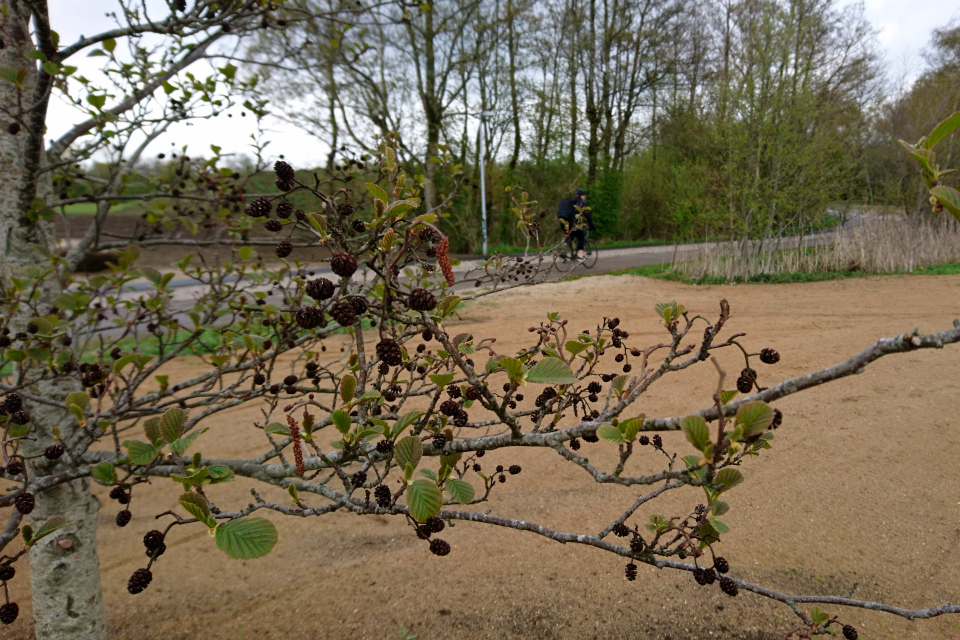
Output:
[45,0,960,167]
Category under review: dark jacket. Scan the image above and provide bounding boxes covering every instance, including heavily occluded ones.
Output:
[557,197,595,230]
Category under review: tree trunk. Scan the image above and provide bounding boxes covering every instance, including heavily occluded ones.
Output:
[1,2,108,637]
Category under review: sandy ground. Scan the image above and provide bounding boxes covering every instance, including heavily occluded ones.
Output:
[6,273,960,640]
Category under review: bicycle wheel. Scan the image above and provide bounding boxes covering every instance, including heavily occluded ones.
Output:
[581,238,599,269]
[552,239,575,273]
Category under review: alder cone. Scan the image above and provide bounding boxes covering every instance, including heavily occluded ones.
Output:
[274,160,295,183]
[0,602,19,625]
[350,297,368,316]
[409,288,437,312]
[295,306,323,330]
[436,237,455,286]
[127,568,153,595]
[329,301,357,327]
[275,241,293,259]
[14,492,34,515]
[246,197,270,217]
[305,277,335,300]
[376,338,403,367]
[331,251,358,278]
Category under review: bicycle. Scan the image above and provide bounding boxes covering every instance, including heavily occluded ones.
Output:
[553,230,599,272]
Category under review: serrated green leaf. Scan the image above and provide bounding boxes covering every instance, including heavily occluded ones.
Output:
[91,461,117,484]
[123,440,159,465]
[429,373,455,389]
[720,390,738,404]
[206,465,235,484]
[113,353,139,372]
[931,185,960,222]
[340,374,357,404]
[144,417,161,445]
[564,340,588,355]
[391,411,423,439]
[169,427,208,455]
[923,111,960,150]
[179,491,210,521]
[159,407,187,443]
[708,517,730,534]
[394,436,422,470]
[446,478,474,504]
[736,402,774,437]
[406,479,442,522]
[620,416,644,442]
[596,424,625,443]
[680,415,711,452]
[30,516,67,544]
[611,374,631,398]
[713,468,744,492]
[498,357,525,383]
[215,517,278,559]
[711,500,730,517]
[420,468,438,480]
[365,182,389,202]
[526,357,578,385]
[331,410,351,433]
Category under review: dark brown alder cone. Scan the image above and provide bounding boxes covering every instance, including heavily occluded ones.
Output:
[0,602,19,625]
[760,348,780,364]
[408,288,437,312]
[719,576,739,596]
[116,510,131,527]
[350,297,368,316]
[275,201,294,219]
[143,530,165,550]
[10,410,29,425]
[288,417,305,476]
[14,492,34,514]
[305,278,334,300]
[275,241,293,259]
[127,568,153,595]
[246,197,270,217]
[274,160,296,183]
[0,565,14,581]
[625,562,638,581]
[264,219,282,232]
[295,306,323,330]
[436,237,455,286]
[842,625,858,640]
[429,538,451,556]
[376,339,402,366]
[374,484,392,507]
[44,444,65,459]
[330,251,358,278]
[329,301,356,327]
[465,385,482,401]
[419,226,441,244]
[3,392,22,413]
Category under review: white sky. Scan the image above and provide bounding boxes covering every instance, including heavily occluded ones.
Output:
[45,0,960,167]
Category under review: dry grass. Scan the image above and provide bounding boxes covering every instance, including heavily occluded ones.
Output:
[679,215,960,281]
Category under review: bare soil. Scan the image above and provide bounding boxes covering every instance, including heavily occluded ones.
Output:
[7,273,960,640]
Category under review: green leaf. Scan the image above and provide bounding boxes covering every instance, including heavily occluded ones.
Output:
[711,500,730,517]
[596,424,625,443]
[215,517,278,559]
[931,185,960,222]
[406,479,442,522]
[620,416,644,442]
[331,410,351,433]
[42,61,59,76]
[736,402,774,437]
[169,427,208,455]
[91,462,117,484]
[394,436,422,470]
[611,374,631,398]
[340,374,357,404]
[365,182,389,203]
[264,422,290,437]
[429,373,455,389]
[66,391,89,410]
[720,390,738,404]
[206,465,235,484]
[419,468,438,481]
[102,38,117,53]
[159,407,187,443]
[526,357,578,385]
[445,478,474,504]
[123,440,159,465]
[113,353,139,373]
[391,411,423,439]
[680,415,710,452]
[923,111,960,150]
[810,607,829,626]
[564,340,588,355]
[144,417,161,445]
[498,357,525,383]
[708,517,730,534]
[713,468,744,492]
[30,516,67,544]
[179,491,210,521]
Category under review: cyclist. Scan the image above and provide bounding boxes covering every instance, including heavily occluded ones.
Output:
[557,188,595,261]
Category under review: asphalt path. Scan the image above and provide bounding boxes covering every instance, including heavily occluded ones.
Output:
[85,218,856,339]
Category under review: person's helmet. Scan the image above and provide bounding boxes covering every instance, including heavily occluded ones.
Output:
[575,188,586,196]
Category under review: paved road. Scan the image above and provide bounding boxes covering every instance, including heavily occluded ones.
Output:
[85,220,853,338]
